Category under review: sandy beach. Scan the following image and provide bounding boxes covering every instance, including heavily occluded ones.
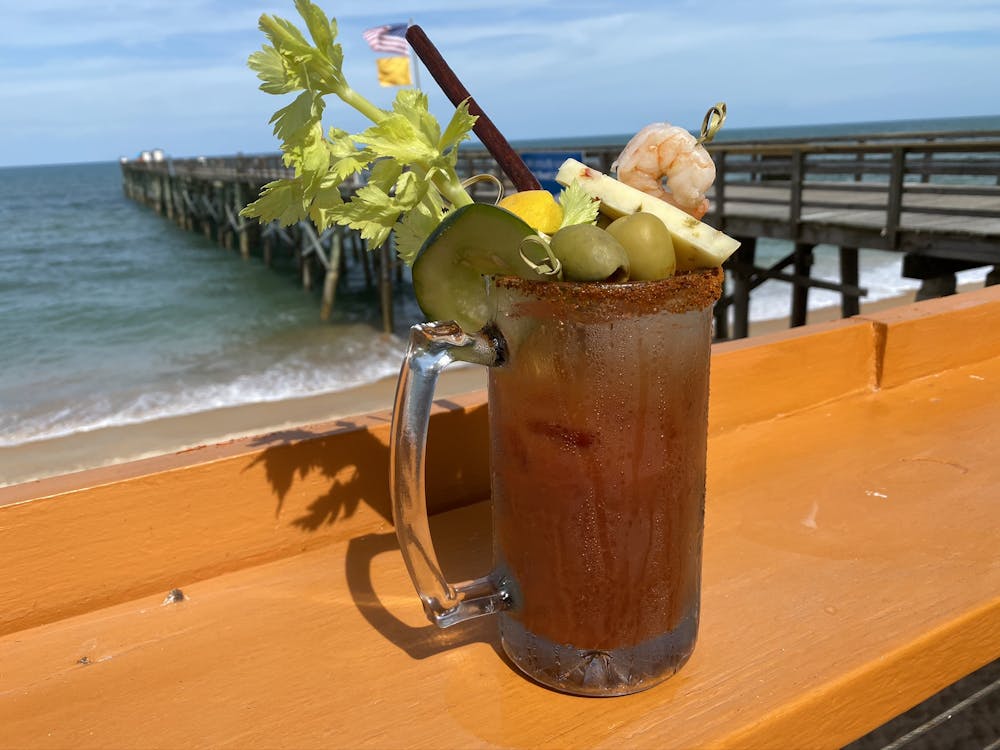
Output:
[1,282,987,489]
[0,363,487,489]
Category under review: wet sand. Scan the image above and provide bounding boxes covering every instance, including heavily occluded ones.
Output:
[0,364,487,489]
[2,283,986,489]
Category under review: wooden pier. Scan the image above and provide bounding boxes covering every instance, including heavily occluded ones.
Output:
[120,156,399,331]
[510,129,1000,339]
[121,129,1000,338]
[704,129,1000,338]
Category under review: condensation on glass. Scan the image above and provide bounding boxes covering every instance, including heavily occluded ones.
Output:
[391,269,722,696]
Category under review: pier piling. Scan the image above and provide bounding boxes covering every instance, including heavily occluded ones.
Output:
[121,127,1000,340]
[120,156,404,332]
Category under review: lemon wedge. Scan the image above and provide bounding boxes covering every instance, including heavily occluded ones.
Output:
[498,190,563,234]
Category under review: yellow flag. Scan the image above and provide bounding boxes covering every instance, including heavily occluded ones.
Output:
[377,57,411,87]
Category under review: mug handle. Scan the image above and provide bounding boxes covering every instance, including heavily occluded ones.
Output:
[390,321,510,628]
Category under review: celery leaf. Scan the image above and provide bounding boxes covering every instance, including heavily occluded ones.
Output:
[393,89,441,148]
[295,0,334,53]
[559,180,600,228]
[270,90,324,143]
[366,158,403,193]
[357,114,436,165]
[248,45,298,95]
[282,121,330,194]
[439,99,477,155]
[308,172,345,229]
[395,197,445,265]
[392,170,427,210]
[241,179,308,225]
[245,2,476,258]
[329,184,400,247]
[327,128,374,183]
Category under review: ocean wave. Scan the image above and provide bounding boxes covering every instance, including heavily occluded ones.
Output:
[0,350,405,448]
[742,250,989,323]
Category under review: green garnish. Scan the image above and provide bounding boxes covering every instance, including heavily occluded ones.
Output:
[241,0,478,261]
[558,181,601,229]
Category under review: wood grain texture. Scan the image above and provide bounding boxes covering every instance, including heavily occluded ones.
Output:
[857,284,1000,389]
[710,318,875,434]
[0,397,490,637]
[3,290,1000,748]
[2,353,999,748]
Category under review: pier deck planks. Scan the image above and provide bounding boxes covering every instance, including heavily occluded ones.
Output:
[120,130,1000,338]
[717,183,1000,234]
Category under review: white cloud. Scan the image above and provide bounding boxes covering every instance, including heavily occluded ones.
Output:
[3,2,261,48]
[1,0,998,165]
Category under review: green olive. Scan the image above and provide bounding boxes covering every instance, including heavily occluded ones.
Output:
[550,224,630,282]
[606,212,676,280]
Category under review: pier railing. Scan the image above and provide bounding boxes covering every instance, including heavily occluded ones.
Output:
[126,129,1000,233]
[696,134,1000,337]
[121,129,1000,338]
[706,137,1000,247]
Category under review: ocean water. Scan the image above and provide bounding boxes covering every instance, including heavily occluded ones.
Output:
[0,161,423,464]
[1,116,997,482]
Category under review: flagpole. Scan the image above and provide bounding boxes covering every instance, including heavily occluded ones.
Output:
[408,18,421,89]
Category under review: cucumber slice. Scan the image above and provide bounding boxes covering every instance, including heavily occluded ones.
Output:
[411,203,544,331]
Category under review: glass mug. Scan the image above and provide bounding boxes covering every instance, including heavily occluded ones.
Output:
[390,268,722,696]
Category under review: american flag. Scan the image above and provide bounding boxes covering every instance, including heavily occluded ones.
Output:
[362,23,409,55]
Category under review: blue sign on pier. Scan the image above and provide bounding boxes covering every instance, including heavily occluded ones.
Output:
[519,152,583,194]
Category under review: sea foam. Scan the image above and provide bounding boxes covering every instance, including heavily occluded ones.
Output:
[0,345,404,448]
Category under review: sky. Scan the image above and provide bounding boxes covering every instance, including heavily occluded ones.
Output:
[1,0,999,167]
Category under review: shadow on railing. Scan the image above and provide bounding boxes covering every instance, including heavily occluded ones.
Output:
[244,400,489,534]
[243,406,501,661]
[344,527,502,660]
[246,422,395,530]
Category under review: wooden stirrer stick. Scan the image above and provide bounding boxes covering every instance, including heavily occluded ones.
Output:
[406,25,542,192]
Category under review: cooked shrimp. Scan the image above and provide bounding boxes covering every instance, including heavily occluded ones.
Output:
[612,123,716,219]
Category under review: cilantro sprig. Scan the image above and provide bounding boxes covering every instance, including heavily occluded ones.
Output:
[241,0,477,262]
[558,181,600,229]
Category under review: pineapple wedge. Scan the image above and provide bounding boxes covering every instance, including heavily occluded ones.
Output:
[555,158,740,270]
